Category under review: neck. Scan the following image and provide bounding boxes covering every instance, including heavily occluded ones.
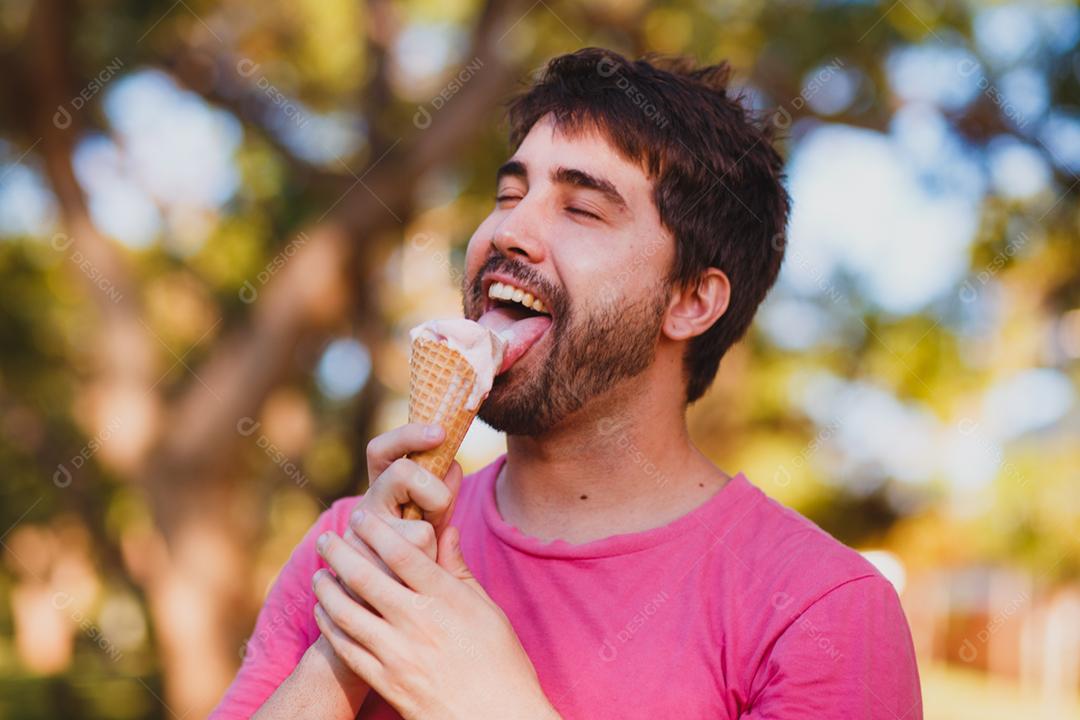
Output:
[496,360,730,544]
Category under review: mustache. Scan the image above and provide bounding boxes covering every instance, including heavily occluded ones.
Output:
[469,256,566,318]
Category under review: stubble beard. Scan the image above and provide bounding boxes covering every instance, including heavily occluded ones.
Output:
[475,283,670,437]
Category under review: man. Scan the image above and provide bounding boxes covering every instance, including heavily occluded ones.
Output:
[213,47,922,719]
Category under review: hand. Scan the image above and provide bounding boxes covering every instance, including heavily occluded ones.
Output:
[274,423,460,708]
[253,423,459,719]
[348,422,463,577]
[312,510,561,720]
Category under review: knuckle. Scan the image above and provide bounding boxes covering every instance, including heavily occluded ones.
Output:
[417,522,436,548]
[370,460,402,492]
[338,608,366,639]
[366,436,384,462]
[384,546,413,570]
[382,645,419,680]
[338,566,365,592]
[392,458,426,488]
[382,459,406,481]
[339,621,373,656]
[341,636,370,666]
[428,487,451,511]
[384,667,413,699]
[401,521,436,552]
[385,457,409,481]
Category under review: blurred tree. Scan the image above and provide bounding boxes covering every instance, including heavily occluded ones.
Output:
[2,0,538,713]
[0,0,1077,717]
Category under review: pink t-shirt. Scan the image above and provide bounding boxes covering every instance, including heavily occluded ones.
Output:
[212,454,922,719]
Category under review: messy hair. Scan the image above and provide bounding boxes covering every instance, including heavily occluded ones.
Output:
[506,47,790,404]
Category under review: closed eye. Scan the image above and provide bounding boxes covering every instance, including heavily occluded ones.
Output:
[567,206,601,220]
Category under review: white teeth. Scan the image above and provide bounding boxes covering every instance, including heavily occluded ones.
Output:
[486,280,548,314]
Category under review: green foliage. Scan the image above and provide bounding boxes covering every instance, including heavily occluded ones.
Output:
[1,0,1078,715]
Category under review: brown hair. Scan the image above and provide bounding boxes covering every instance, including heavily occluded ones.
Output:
[506,47,790,404]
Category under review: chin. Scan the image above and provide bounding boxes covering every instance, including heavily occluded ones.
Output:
[478,372,567,436]
[478,407,550,437]
[479,387,544,436]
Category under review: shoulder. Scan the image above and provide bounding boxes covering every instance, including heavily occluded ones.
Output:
[209,493,364,718]
[261,494,362,606]
[743,569,922,719]
[719,474,886,604]
[714,477,920,716]
[266,493,363,599]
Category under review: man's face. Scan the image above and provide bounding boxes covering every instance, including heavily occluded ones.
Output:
[462,114,676,436]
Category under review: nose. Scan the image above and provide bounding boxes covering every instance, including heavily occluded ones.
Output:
[491,203,547,264]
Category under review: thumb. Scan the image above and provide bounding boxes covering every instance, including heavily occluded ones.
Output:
[437,526,484,594]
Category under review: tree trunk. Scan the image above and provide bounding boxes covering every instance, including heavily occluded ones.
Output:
[20,0,529,710]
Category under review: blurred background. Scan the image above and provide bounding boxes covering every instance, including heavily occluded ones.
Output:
[0,0,1078,717]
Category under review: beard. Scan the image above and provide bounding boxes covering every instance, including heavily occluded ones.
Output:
[466,265,670,436]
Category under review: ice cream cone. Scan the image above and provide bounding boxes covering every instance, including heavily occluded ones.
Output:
[402,337,480,520]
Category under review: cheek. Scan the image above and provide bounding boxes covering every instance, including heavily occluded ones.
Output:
[554,245,631,308]
[587,245,660,306]
[616,233,672,294]
[463,223,492,278]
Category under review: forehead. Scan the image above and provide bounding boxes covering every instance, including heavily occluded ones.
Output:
[511,115,653,198]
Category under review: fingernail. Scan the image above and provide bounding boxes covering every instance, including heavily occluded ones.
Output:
[351,508,365,526]
[425,424,443,440]
[316,532,330,553]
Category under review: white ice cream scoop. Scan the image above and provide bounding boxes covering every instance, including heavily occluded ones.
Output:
[408,318,509,411]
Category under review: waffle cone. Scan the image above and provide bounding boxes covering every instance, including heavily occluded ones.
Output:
[402,337,481,519]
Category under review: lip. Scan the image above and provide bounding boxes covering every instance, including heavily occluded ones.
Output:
[481,271,553,316]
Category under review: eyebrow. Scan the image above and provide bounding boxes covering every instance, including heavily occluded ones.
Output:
[553,167,629,213]
[496,159,629,214]
[496,159,527,184]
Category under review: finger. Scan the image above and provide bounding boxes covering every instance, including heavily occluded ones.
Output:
[431,461,464,535]
[342,527,401,577]
[317,532,414,621]
[345,521,438,588]
[350,509,448,596]
[386,517,438,561]
[313,600,386,686]
[313,568,399,653]
[437,526,487,602]
[367,458,453,519]
[346,522,437,588]
[366,423,445,479]
[340,528,391,600]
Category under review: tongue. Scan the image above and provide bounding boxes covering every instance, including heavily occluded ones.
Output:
[478,307,552,374]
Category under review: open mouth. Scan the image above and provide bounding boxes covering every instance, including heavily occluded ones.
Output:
[477,278,554,373]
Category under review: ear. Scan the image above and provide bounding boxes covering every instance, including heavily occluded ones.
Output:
[662,268,730,341]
